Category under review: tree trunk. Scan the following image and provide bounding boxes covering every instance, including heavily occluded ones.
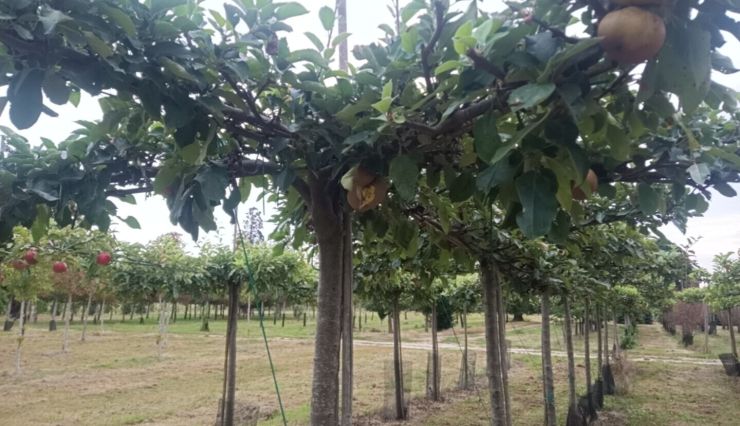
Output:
[247,296,252,322]
[430,301,440,401]
[99,300,106,332]
[392,300,406,420]
[704,304,709,353]
[157,296,169,359]
[49,299,58,331]
[728,308,737,358]
[31,302,37,323]
[480,258,507,426]
[61,295,72,352]
[584,300,594,416]
[597,306,603,383]
[309,188,344,426]
[340,213,353,425]
[563,296,577,409]
[81,294,92,342]
[497,282,512,426]
[463,304,469,389]
[540,290,556,426]
[201,301,210,332]
[218,281,240,426]
[3,298,14,331]
[604,312,609,361]
[612,310,619,358]
[15,299,26,375]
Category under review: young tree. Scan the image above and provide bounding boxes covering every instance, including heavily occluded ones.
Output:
[708,251,740,357]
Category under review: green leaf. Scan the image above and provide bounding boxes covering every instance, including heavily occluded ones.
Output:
[151,0,186,13]
[515,170,558,238]
[453,21,475,55]
[434,60,461,75]
[371,97,392,114]
[100,5,136,37]
[121,216,142,229]
[401,0,424,23]
[638,183,658,215]
[713,182,737,197]
[9,69,44,130]
[606,124,630,161]
[382,80,393,98]
[304,32,324,51]
[401,27,419,53]
[83,31,114,58]
[389,155,419,201]
[116,194,137,205]
[154,20,181,38]
[332,32,351,48]
[43,73,71,105]
[160,58,198,83]
[538,37,601,83]
[449,173,476,202]
[288,49,328,67]
[31,204,50,242]
[238,177,252,202]
[180,142,205,165]
[473,112,502,163]
[38,6,71,34]
[687,163,710,185]
[276,2,309,19]
[319,6,334,31]
[153,163,180,195]
[508,83,555,111]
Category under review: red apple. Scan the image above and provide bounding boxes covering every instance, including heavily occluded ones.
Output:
[23,249,38,265]
[96,251,112,266]
[52,261,68,273]
[11,259,28,271]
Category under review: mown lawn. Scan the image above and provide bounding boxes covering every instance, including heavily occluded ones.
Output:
[0,315,738,425]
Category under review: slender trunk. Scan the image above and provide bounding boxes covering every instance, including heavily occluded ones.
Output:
[497,283,512,426]
[480,259,506,426]
[463,304,469,389]
[99,300,106,332]
[703,304,709,353]
[201,301,210,332]
[247,295,252,323]
[31,302,37,323]
[15,299,26,375]
[157,296,169,359]
[430,301,440,401]
[728,308,737,358]
[540,290,556,426]
[219,281,240,426]
[604,312,609,362]
[49,299,58,331]
[146,303,150,319]
[392,300,405,420]
[584,300,593,413]
[81,293,92,342]
[310,200,344,426]
[62,295,72,352]
[563,297,577,408]
[597,307,603,375]
[612,311,619,358]
[340,215,353,426]
[3,298,13,331]
[424,313,429,333]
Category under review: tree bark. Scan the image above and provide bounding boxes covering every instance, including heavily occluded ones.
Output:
[309,184,344,426]
[49,299,58,331]
[728,308,737,358]
[201,301,210,332]
[219,281,240,426]
[157,295,169,359]
[15,299,26,375]
[99,300,106,332]
[497,282,512,426]
[480,258,507,426]
[463,304,469,389]
[540,290,556,426]
[584,300,593,413]
[597,306,603,380]
[430,301,440,401]
[392,300,406,420]
[81,293,93,342]
[340,214,353,426]
[62,294,72,352]
[563,296,577,408]
[4,298,15,331]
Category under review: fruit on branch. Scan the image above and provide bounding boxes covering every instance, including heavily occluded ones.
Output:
[96,251,112,266]
[52,261,68,273]
[11,259,29,271]
[598,7,666,64]
[23,249,38,265]
[572,169,599,200]
[343,165,390,212]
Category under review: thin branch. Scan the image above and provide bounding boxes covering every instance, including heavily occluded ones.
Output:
[405,95,502,137]
[465,49,506,80]
[506,2,581,43]
[420,1,446,93]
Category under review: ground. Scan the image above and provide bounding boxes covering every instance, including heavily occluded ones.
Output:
[0,312,738,425]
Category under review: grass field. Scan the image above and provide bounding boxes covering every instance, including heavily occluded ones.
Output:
[1,312,738,425]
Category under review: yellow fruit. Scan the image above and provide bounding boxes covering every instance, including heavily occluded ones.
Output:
[346,179,390,212]
[572,169,599,201]
[598,7,666,64]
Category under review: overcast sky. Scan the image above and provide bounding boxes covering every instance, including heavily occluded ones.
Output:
[1,1,738,271]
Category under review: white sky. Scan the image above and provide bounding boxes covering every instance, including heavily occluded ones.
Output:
[1,1,738,271]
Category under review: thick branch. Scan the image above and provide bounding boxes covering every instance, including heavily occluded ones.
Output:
[466,49,506,80]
